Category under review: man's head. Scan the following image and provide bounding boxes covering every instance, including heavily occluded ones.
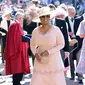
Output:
[15,12,24,27]
[68,6,76,18]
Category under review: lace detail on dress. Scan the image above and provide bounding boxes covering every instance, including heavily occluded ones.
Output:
[33,69,63,74]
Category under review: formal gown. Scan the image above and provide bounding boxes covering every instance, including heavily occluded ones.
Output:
[30,25,66,85]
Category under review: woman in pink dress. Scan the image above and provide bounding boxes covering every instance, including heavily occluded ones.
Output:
[30,7,66,85]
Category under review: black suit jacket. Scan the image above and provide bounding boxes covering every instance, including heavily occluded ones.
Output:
[65,16,72,33]
[55,18,69,52]
[55,18,69,67]
[74,15,83,35]
[23,18,38,34]
[23,18,40,56]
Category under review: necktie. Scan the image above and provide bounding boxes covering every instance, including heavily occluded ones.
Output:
[71,18,74,22]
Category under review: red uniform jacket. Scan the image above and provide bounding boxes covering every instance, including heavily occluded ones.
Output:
[4,21,30,75]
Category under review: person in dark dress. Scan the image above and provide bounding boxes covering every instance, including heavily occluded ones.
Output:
[55,8,69,74]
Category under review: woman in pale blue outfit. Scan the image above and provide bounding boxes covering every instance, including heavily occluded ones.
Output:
[76,19,85,74]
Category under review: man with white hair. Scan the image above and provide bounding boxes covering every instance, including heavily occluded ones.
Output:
[4,12,30,85]
[67,5,76,38]
[65,5,76,80]
[15,12,24,27]
[15,12,31,41]
[66,5,83,84]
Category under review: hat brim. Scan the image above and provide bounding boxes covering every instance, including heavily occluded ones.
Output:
[32,10,55,22]
[2,10,12,17]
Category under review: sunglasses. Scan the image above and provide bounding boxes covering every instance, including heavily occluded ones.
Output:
[40,15,50,18]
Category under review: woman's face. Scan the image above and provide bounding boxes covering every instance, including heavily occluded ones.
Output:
[39,15,50,25]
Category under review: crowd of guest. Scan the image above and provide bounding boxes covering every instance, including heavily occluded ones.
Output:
[0,0,85,85]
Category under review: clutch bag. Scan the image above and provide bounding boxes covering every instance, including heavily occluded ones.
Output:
[36,46,49,64]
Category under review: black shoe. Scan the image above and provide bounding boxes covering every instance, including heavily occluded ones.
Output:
[78,80,83,84]
[0,74,2,75]
[76,73,78,76]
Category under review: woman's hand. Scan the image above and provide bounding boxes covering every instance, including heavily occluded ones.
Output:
[35,53,41,61]
[40,50,49,56]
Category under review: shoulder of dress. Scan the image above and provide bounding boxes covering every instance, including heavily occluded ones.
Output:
[51,26,61,34]
[53,25,60,30]
[32,26,39,34]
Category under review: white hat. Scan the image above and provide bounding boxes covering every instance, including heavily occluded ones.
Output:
[58,3,68,12]
[3,8,12,17]
[32,6,55,22]
[55,7,68,17]
[39,7,51,17]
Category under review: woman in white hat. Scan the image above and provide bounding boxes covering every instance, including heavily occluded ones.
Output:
[30,6,66,85]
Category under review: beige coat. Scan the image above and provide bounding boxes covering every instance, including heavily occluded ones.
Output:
[0,19,13,36]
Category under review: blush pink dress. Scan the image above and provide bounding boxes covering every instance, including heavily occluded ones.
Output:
[30,25,66,85]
